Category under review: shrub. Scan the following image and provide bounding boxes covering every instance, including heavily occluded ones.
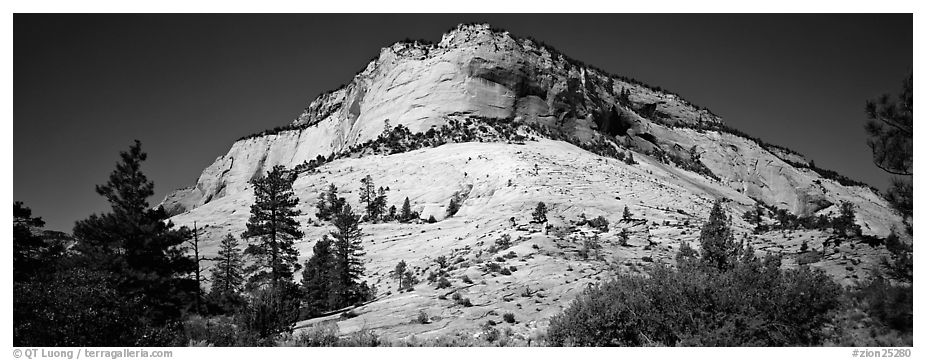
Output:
[495,234,512,251]
[481,325,500,343]
[428,215,437,223]
[416,310,430,324]
[451,292,462,302]
[797,250,823,265]
[436,277,452,289]
[180,315,239,347]
[486,262,502,273]
[499,268,512,276]
[503,313,516,323]
[285,323,341,347]
[588,216,609,232]
[461,275,473,284]
[547,259,842,346]
[850,274,912,333]
[435,255,448,269]
[457,297,473,307]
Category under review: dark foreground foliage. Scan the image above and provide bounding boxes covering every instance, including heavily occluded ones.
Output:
[547,258,842,346]
[547,199,912,347]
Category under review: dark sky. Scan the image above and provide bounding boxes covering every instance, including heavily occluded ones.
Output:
[14,14,912,231]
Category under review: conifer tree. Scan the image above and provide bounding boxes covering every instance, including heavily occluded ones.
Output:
[328,203,368,308]
[210,233,245,298]
[316,183,344,222]
[372,186,388,220]
[698,199,741,271]
[301,236,334,314]
[359,175,376,220]
[622,206,633,221]
[72,140,197,325]
[864,75,912,221]
[832,201,861,238]
[394,260,408,290]
[13,201,64,282]
[532,202,548,223]
[242,165,303,289]
[400,197,413,222]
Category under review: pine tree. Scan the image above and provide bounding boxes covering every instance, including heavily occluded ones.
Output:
[698,199,741,271]
[242,165,303,289]
[394,260,408,290]
[301,236,334,314]
[373,187,388,221]
[865,75,912,222]
[622,206,633,221]
[359,175,376,220]
[400,197,413,222]
[72,140,197,325]
[446,191,464,218]
[387,205,397,222]
[13,201,64,282]
[832,201,861,238]
[532,202,548,223]
[210,234,245,298]
[328,203,368,308]
[316,183,344,222]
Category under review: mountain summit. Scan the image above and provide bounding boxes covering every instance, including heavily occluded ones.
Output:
[161,23,905,339]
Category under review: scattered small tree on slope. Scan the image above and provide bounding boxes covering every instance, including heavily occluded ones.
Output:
[532,202,548,223]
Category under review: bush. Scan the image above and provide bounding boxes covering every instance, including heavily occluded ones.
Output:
[457,297,473,307]
[495,234,512,251]
[238,284,301,346]
[503,313,516,324]
[285,323,341,347]
[461,275,473,284]
[436,277,452,289]
[588,216,609,232]
[499,268,512,276]
[181,315,239,346]
[428,215,437,223]
[850,275,912,333]
[547,258,843,346]
[797,249,823,265]
[416,310,430,324]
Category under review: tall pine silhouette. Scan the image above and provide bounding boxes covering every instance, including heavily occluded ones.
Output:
[864,75,912,223]
[72,140,196,325]
[242,165,303,289]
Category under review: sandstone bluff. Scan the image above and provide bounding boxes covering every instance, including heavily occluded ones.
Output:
[161,24,906,340]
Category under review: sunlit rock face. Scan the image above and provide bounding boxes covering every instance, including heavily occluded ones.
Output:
[160,23,905,340]
[162,24,724,215]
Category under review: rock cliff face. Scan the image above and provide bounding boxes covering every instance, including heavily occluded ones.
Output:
[163,24,721,215]
[161,23,906,340]
[163,22,902,240]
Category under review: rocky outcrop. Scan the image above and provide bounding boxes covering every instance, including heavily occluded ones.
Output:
[161,23,902,240]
